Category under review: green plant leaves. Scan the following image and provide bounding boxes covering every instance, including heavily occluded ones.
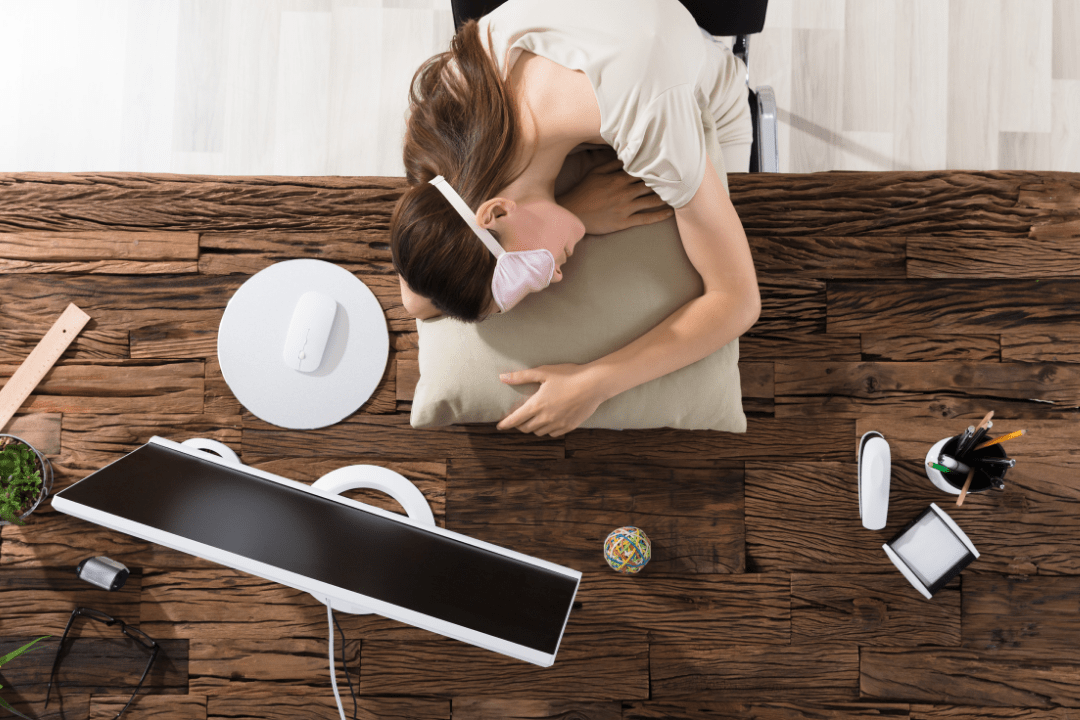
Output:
[0,442,43,525]
[0,694,38,720]
[0,635,50,667]
[0,635,51,720]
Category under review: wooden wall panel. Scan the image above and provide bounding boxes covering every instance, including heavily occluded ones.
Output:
[756,278,828,334]
[0,275,241,330]
[626,700,911,719]
[1,412,61,454]
[241,414,565,462]
[731,172,1054,237]
[962,575,1080,650]
[650,643,860,697]
[0,567,142,639]
[752,235,907,278]
[451,698,620,720]
[204,358,243,415]
[1,169,1077,717]
[1016,179,1080,212]
[573,574,789,644]
[0,231,199,261]
[0,326,128,361]
[0,259,197,274]
[57,412,243,459]
[567,418,856,461]
[204,689,347,720]
[0,363,205,415]
[445,457,745,574]
[740,332,862,362]
[0,230,200,275]
[1001,333,1080,362]
[0,689,91,720]
[138,568,433,643]
[0,174,408,233]
[0,636,188,694]
[910,706,1073,720]
[198,230,394,276]
[917,458,1080,575]
[860,334,1000,362]
[750,447,1080,577]
[791,574,961,646]
[187,638,357,686]
[396,358,419,402]
[90,694,206,720]
[138,568,445,643]
[854,418,1078,461]
[828,280,1080,336]
[907,236,1080,279]
[130,326,218,359]
[745,461,933,574]
[205,691,449,720]
[358,629,649,701]
[860,647,1080,708]
[774,362,1080,419]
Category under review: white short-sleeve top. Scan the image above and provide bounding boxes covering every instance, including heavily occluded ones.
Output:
[478,0,746,208]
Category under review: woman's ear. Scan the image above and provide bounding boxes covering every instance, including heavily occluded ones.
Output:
[475,197,516,229]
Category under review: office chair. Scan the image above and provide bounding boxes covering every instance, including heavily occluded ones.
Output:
[449,0,778,173]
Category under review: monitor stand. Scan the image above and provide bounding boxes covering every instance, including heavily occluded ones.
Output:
[181,438,436,616]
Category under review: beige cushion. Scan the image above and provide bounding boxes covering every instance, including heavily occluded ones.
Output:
[410,112,746,432]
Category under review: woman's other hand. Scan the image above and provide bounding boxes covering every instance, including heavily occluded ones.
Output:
[556,159,674,236]
[496,363,609,437]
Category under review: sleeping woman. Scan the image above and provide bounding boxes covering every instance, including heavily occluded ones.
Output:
[390,0,761,438]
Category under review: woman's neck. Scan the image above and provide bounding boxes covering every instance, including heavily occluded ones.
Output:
[501,51,602,200]
[505,115,587,198]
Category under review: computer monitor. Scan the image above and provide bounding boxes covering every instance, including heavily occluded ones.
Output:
[52,436,580,667]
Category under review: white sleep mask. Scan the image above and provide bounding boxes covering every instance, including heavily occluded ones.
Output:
[429,175,555,313]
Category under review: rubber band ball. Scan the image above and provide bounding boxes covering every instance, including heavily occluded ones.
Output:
[603,526,651,574]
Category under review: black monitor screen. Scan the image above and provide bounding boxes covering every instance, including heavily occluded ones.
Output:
[57,443,577,655]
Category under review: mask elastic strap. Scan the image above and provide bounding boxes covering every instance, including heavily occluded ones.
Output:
[429,176,505,258]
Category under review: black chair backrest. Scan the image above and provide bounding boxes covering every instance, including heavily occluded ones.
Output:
[452,0,768,37]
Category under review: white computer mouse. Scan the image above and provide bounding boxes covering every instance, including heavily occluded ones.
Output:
[282,290,338,373]
[858,430,891,531]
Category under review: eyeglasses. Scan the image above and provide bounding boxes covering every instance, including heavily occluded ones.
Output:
[45,607,160,719]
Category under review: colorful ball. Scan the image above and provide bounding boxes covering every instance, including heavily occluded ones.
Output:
[604,526,651,574]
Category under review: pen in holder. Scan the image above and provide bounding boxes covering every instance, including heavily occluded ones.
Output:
[925,433,1008,496]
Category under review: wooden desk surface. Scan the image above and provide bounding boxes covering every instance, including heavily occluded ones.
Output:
[1,170,1079,719]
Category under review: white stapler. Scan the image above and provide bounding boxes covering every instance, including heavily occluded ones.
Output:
[858,430,891,530]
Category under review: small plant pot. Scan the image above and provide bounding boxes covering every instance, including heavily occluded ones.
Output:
[0,434,54,526]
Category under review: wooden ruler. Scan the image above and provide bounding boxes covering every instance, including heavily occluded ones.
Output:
[0,304,91,432]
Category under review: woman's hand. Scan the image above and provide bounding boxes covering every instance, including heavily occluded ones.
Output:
[556,159,674,236]
[496,363,609,437]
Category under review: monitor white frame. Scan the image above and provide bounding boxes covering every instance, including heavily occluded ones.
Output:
[52,436,581,667]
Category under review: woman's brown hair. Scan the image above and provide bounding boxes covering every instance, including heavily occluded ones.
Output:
[391,20,535,322]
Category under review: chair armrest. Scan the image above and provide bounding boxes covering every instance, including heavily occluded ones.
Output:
[754,85,778,173]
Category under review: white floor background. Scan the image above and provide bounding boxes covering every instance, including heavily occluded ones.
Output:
[1,0,1078,177]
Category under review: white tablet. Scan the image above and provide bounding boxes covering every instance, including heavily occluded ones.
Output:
[52,436,580,667]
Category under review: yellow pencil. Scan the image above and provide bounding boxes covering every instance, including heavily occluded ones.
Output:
[974,428,1026,451]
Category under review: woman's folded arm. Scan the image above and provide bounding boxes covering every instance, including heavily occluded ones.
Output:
[583,154,760,402]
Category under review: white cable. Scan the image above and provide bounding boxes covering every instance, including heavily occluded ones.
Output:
[327,599,347,720]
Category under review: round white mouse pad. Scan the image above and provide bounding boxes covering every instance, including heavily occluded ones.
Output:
[218,259,389,429]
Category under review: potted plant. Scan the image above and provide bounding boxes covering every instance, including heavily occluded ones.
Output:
[0,434,54,526]
[0,635,51,720]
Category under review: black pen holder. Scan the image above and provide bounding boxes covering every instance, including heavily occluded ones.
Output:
[937,434,1008,493]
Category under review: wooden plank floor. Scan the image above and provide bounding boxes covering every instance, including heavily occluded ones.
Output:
[0,169,1078,720]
